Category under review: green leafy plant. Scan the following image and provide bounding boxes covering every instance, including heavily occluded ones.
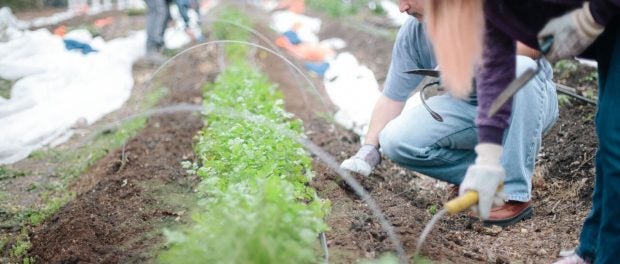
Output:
[367,0,386,15]
[9,229,30,261]
[557,94,572,107]
[580,71,598,83]
[126,8,146,16]
[159,9,328,263]
[359,253,400,264]
[582,89,597,101]
[213,9,253,62]
[0,78,12,99]
[427,204,438,215]
[161,61,329,264]
[0,167,26,181]
[554,59,578,74]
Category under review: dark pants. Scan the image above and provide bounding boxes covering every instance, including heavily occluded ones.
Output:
[145,0,170,52]
[576,18,620,264]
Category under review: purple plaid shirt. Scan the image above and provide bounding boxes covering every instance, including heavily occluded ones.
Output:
[477,0,619,144]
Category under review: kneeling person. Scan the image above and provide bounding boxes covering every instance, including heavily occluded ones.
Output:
[340,16,558,227]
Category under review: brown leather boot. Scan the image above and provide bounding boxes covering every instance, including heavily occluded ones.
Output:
[483,201,533,227]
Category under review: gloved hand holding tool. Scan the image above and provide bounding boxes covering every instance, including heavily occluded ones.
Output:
[340,144,381,176]
[538,2,604,62]
[457,143,506,219]
[415,144,506,257]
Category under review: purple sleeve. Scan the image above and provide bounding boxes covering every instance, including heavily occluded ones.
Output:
[475,20,516,145]
[590,0,620,26]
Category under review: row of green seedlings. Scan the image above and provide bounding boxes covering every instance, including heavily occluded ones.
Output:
[158,9,330,263]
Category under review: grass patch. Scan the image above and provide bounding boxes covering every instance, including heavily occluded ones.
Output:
[0,86,168,263]
[8,228,31,263]
[0,167,26,181]
[28,86,167,181]
[126,8,147,16]
[0,79,12,99]
[23,192,74,226]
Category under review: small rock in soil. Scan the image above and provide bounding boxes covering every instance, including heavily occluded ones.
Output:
[482,225,503,236]
[537,248,548,256]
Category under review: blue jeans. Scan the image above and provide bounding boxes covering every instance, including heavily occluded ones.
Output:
[379,55,558,202]
[575,19,620,264]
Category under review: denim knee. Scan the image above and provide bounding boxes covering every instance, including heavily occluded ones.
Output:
[379,124,434,167]
[379,126,409,165]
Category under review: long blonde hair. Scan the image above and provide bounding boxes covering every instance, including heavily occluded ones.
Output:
[425,0,484,98]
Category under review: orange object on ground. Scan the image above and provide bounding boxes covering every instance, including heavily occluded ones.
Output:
[278,0,305,14]
[289,44,334,62]
[275,36,334,62]
[53,25,67,37]
[275,36,293,49]
[94,16,115,28]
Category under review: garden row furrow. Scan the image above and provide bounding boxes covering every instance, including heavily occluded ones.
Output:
[158,9,329,263]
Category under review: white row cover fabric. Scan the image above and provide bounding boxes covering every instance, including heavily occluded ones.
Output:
[262,2,381,140]
[0,13,146,164]
[380,0,410,27]
[270,10,321,44]
[324,52,380,137]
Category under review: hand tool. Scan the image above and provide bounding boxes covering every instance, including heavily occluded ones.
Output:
[404,69,443,122]
[487,36,554,117]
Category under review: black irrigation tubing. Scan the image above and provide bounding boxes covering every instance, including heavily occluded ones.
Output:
[554,82,598,105]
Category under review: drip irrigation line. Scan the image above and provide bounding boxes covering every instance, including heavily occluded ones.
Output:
[320,232,329,264]
[299,136,407,263]
[216,41,227,71]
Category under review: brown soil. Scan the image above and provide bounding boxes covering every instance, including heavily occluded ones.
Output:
[28,76,209,262]
[22,13,218,263]
[8,4,600,264]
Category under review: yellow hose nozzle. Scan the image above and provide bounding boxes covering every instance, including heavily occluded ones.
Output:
[444,191,479,215]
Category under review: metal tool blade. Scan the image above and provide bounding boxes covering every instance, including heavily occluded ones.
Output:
[404,69,440,77]
[488,36,553,117]
[487,68,538,117]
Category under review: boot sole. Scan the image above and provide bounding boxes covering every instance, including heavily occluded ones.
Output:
[483,206,534,228]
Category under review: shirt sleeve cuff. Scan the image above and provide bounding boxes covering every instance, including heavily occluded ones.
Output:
[478,125,504,145]
[589,0,620,26]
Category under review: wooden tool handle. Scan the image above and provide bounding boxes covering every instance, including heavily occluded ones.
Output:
[444,191,479,215]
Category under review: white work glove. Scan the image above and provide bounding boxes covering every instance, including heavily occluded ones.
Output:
[538,2,604,62]
[459,143,506,220]
[340,144,381,176]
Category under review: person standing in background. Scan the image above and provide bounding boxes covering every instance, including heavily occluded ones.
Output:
[144,0,171,64]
